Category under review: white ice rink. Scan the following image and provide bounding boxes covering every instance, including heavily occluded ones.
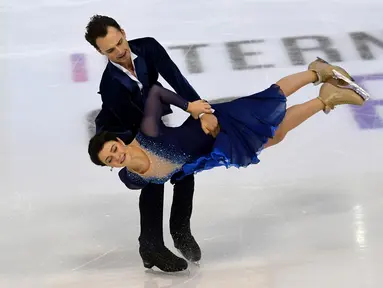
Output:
[1,0,383,287]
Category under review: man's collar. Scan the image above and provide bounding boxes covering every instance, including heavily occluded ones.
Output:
[131,51,137,61]
[110,51,137,71]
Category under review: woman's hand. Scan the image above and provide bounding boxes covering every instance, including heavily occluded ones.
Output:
[200,113,220,137]
[187,100,213,119]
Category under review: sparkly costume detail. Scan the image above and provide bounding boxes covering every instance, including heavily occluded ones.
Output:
[126,133,192,184]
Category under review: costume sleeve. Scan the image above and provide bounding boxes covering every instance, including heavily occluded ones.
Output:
[118,169,148,190]
[140,85,189,137]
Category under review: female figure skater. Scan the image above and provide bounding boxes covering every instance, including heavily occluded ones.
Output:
[88,58,370,189]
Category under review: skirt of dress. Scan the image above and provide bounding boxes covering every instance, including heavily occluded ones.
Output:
[176,84,287,180]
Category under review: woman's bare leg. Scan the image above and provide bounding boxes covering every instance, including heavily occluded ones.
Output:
[276,71,318,97]
[261,70,323,149]
[264,98,324,148]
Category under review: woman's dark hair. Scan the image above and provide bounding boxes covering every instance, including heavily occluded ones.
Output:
[85,14,122,51]
[88,131,119,166]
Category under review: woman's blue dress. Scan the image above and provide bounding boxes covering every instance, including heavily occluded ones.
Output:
[118,84,286,189]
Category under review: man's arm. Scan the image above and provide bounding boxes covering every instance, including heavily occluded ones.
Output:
[98,76,144,135]
[95,105,135,143]
[143,37,200,102]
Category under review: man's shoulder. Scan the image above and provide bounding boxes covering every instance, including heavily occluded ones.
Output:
[128,37,161,53]
[129,36,158,46]
[99,63,116,90]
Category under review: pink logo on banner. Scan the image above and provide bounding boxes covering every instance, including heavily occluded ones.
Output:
[71,53,88,82]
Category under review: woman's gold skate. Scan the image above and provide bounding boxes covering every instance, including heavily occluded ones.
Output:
[318,80,369,114]
[308,57,354,85]
[310,57,370,113]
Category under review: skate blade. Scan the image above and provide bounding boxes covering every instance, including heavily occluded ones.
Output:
[175,249,201,266]
[315,56,356,81]
[316,56,329,64]
[189,261,200,267]
[332,69,371,101]
[145,268,191,276]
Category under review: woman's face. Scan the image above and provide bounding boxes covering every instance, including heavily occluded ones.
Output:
[98,138,131,168]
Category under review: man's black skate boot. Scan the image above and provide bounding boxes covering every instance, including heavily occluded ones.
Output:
[173,232,201,262]
[170,174,201,262]
[139,245,188,272]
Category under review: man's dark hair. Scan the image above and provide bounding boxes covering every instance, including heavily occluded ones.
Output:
[88,131,119,166]
[85,15,122,51]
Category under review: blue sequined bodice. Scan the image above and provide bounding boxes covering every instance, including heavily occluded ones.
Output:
[122,118,214,185]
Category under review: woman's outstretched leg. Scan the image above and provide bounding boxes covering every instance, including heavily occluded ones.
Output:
[264,98,324,148]
[276,57,355,97]
[264,81,369,149]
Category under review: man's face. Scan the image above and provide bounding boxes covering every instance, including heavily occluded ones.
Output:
[95,26,131,65]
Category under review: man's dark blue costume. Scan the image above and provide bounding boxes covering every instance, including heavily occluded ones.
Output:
[95,37,201,272]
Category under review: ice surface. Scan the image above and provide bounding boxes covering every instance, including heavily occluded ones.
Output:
[1,0,383,287]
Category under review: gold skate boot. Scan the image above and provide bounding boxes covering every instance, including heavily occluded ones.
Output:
[308,57,354,86]
[318,79,370,114]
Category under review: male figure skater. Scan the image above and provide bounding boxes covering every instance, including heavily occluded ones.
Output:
[84,15,219,272]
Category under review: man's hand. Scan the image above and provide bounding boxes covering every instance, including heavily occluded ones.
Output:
[187,100,213,119]
[200,113,220,138]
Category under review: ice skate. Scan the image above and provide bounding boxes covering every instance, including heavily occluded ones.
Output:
[139,245,188,272]
[173,232,201,263]
[318,81,369,113]
[308,57,354,86]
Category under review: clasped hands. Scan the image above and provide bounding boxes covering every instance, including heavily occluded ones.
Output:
[186,100,220,138]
